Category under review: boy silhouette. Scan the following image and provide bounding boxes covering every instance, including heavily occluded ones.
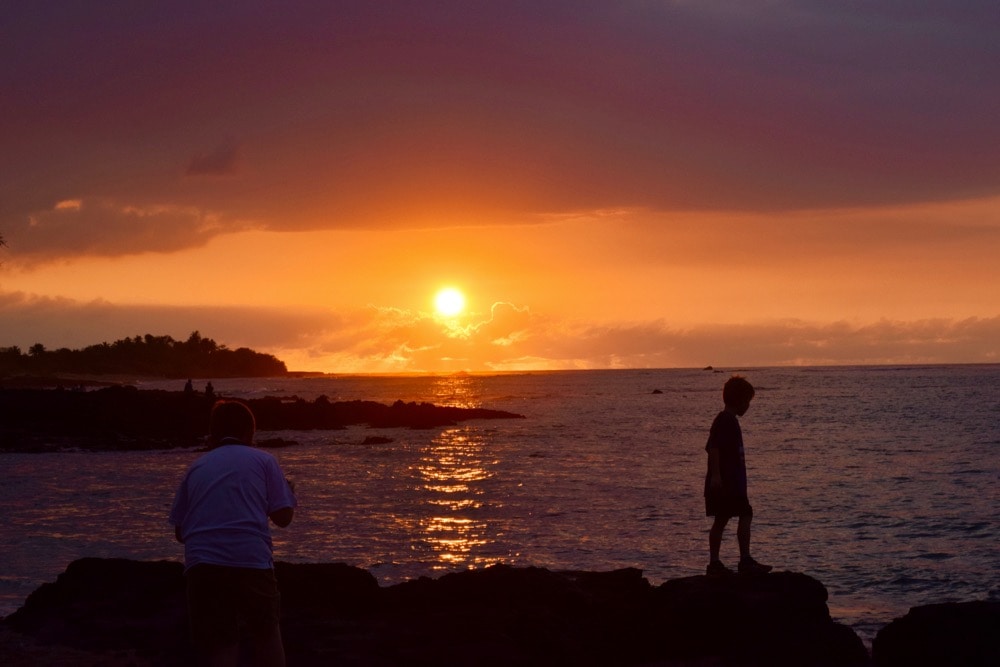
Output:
[705,375,772,576]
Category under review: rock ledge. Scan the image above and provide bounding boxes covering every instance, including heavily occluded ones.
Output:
[4,558,872,666]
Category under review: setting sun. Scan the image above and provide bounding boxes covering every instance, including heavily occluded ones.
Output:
[434,287,466,317]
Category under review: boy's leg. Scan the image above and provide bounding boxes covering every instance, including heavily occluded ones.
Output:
[709,515,729,563]
[736,510,773,574]
[736,512,751,560]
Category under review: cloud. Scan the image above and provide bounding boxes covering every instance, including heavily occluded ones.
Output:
[3,199,251,265]
[186,139,240,176]
[2,1,999,261]
[286,303,539,373]
[606,317,1000,368]
[0,290,339,355]
[2,287,997,372]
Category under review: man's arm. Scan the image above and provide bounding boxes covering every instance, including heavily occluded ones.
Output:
[269,507,294,527]
[269,475,296,527]
[174,525,184,543]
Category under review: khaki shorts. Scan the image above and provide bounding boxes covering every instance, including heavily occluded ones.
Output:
[185,563,281,651]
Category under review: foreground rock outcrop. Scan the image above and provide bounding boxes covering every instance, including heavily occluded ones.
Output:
[3,558,871,666]
[872,600,1000,667]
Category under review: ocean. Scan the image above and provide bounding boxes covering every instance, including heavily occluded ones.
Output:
[2,365,998,645]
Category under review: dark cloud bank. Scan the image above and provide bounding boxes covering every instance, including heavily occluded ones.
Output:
[3,1,999,259]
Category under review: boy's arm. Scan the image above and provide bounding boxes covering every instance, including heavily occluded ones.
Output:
[707,446,723,489]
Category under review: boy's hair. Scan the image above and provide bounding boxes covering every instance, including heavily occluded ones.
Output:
[209,399,256,443]
[722,375,755,407]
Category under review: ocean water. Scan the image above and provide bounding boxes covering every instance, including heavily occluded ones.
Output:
[1,365,998,646]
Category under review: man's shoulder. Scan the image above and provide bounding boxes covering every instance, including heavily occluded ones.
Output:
[228,444,280,463]
[201,443,277,465]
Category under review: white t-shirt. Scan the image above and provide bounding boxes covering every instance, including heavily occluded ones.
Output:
[169,443,297,570]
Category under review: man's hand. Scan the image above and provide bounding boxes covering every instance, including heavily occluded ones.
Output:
[269,507,294,528]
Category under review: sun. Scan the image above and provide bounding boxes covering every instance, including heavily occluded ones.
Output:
[434,287,466,317]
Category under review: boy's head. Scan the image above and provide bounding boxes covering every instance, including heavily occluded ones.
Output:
[209,399,256,445]
[722,375,755,415]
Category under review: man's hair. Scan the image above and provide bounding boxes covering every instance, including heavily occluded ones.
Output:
[209,399,256,443]
[722,375,755,407]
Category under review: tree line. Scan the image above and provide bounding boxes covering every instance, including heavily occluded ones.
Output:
[0,331,288,378]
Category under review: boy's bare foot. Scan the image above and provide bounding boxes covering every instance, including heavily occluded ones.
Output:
[706,560,735,576]
[738,556,773,575]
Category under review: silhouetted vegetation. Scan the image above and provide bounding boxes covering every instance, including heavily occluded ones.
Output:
[0,331,287,379]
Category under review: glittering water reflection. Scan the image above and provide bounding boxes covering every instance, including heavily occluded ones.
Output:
[411,427,503,570]
[429,373,482,409]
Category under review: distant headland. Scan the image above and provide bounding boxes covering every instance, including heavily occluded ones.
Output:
[0,331,287,380]
[0,331,530,452]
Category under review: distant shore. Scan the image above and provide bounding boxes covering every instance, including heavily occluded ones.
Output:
[0,382,525,452]
[0,374,128,389]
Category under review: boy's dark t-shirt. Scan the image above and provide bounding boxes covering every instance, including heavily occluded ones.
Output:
[704,410,748,499]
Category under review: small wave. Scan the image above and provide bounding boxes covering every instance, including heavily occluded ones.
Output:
[887,574,932,588]
[959,521,992,532]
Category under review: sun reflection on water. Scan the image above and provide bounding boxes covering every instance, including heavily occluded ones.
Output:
[429,373,482,409]
[409,425,504,570]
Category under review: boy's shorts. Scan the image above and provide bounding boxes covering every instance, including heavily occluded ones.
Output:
[705,490,753,519]
[185,563,281,651]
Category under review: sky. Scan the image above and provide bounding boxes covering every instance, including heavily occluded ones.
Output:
[2,1,999,373]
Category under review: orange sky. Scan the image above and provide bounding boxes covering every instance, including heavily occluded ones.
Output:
[2,3,999,372]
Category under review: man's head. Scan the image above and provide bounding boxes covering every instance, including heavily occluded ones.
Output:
[209,399,256,445]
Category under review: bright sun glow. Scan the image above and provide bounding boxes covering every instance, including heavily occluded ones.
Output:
[434,287,466,317]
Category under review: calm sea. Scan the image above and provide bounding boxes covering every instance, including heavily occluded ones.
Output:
[2,365,998,645]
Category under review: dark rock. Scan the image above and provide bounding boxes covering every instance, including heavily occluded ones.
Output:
[3,558,190,662]
[652,572,868,666]
[0,388,524,451]
[872,600,1000,667]
[256,437,299,449]
[3,558,871,666]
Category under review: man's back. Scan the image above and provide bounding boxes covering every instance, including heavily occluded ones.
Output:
[171,442,296,570]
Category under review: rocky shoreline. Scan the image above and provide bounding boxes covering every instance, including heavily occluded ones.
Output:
[2,558,996,666]
[0,386,525,452]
